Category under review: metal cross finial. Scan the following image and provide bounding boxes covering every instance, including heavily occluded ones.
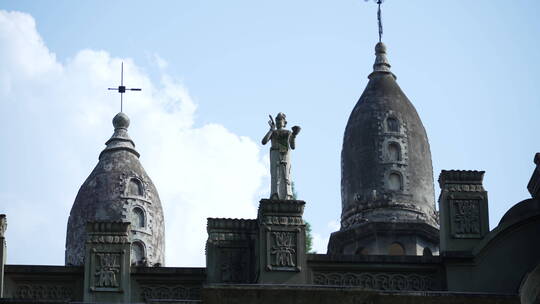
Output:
[108,62,141,112]
[377,0,383,42]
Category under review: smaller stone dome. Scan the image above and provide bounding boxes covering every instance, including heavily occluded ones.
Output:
[499,198,540,228]
[66,112,165,266]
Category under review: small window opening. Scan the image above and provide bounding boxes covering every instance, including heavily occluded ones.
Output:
[133,207,145,228]
[131,241,146,265]
[388,172,402,191]
[387,142,401,161]
[128,178,144,196]
[386,117,399,132]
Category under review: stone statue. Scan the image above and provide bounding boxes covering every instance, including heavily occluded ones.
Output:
[261,113,301,200]
[0,214,6,238]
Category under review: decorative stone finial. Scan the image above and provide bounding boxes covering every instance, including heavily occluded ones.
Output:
[113,112,130,130]
[99,112,139,159]
[373,42,392,73]
[0,214,6,238]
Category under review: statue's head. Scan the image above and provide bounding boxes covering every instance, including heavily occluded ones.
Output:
[276,112,287,129]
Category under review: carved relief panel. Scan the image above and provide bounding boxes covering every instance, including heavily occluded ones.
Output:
[312,271,440,291]
[14,284,74,301]
[89,251,125,292]
[450,199,482,238]
[84,222,131,303]
[265,228,301,272]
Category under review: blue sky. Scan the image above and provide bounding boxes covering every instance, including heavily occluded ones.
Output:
[1,1,539,266]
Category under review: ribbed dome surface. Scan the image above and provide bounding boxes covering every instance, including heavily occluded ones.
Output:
[65,113,165,266]
[340,43,437,230]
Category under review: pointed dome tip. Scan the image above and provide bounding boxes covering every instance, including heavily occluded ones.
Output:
[113,112,130,129]
[369,41,395,79]
[99,112,139,159]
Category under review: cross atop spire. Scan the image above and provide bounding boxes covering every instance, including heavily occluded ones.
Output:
[365,0,385,42]
[377,0,383,42]
[108,62,141,112]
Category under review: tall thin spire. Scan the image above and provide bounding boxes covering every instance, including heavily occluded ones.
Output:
[365,0,384,42]
[377,0,383,42]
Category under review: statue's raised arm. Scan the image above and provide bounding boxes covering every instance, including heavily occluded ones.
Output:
[261,115,275,145]
[262,113,301,200]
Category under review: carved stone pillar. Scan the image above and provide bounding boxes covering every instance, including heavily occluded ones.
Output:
[206,218,257,284]
[438,171,489,253]
[84,221,131,303]
[257,199,307,284]
[0,214,6,298]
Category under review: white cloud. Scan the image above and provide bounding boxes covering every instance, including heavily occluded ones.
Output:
[152,53,169,70]
[0,10,266,266]
[309,220,341,254]
[311,233,327,254]
[327,220,340,232]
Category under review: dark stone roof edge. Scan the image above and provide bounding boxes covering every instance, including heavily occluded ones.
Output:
[307,253,442,264]
[98,146,140,159]
[4,264,83,273]
[203,284,518,297]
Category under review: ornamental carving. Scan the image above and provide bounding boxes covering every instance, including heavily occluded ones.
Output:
[445,184,484,192]
[140,285,201,301]
[451,199,481,238]
[270,231,296,268]
[87,235,129,244]
[95,253,121,288]
[262,215,303,226]
[312,272,438,291]
[208,232,251,242]
[14,284,73,300]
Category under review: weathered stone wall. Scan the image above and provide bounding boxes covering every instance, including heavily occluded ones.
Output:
[307,254,445,292]
[202,285,518,304]
[3,265,84,302]
[131,267,205,303]
[206,218,257,284]
[1,265,206,303]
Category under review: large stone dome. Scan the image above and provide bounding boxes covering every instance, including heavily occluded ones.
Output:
[65,112,165,266]
[328,43,439,255]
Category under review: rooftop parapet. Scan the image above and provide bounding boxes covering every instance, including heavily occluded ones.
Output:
[258,199,305,216]
[207,218,257,232]
[438,170,485,187]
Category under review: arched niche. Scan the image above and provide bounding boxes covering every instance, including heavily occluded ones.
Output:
[387,142,401,162]
[131,241,146,265]
[128,178,144,196]
[388,242,405,255]
[386,117,399,132]
[388,172,403,191]
[132,207,145,228]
